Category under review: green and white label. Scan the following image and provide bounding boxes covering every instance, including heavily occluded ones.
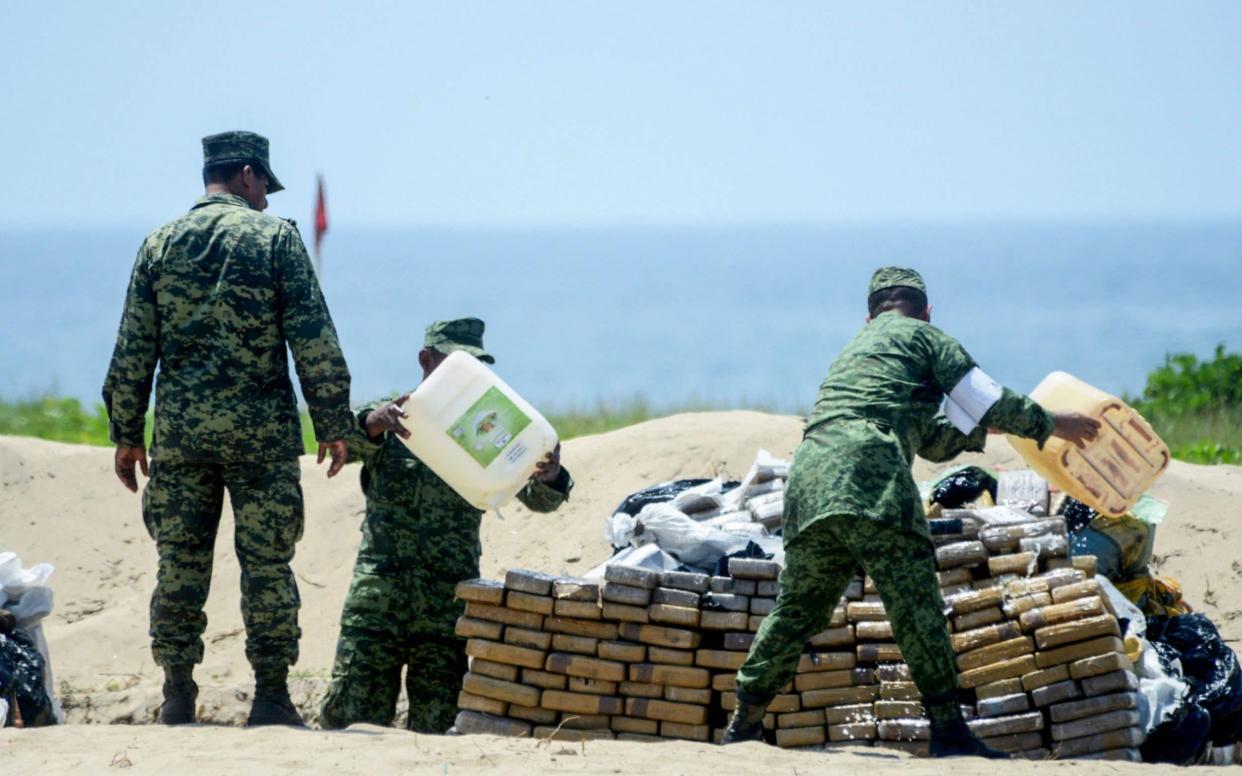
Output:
[447,387,532,467]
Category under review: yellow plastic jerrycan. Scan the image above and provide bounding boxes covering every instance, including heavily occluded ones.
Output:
[398,351,559,511]
[1007,372,1169,517]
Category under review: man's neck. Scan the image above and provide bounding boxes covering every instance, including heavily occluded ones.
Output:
[204,183,241,198]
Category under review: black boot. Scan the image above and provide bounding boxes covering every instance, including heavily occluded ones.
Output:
[721,689,771,745]
[246,666,305,728]
[158,665,198,725]
[929,714,1010,759]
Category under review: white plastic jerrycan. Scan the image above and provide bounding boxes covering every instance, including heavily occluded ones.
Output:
[1007,371,1170,517]
[397,351,559,511]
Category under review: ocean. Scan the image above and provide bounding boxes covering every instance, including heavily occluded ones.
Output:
[2,221,1240,414]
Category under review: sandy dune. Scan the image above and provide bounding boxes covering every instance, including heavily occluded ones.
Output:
[1,411,1239,771]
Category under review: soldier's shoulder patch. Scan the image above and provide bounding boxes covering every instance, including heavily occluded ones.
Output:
[281,217,299,228]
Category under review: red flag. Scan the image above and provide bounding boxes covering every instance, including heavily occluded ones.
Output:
[313,174,329,257]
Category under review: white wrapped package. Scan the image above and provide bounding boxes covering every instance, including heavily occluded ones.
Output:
[630,503,754,570]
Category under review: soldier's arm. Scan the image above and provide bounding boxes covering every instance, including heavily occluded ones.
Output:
[102,243,159,448]
[918,326,1054,446]
[274,223,354,445]
[516,467,574,513]
[348,397,396,464]
[916,415,986,463]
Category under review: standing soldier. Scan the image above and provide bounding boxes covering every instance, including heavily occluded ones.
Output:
[102,131,355,727]
[319,318,573,732]
[722,267,1100,756]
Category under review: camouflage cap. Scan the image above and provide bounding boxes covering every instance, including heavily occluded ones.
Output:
[201,131,285,194]
[424,317,494,364]
[868,266,927,297]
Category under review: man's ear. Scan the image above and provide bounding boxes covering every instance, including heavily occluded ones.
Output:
[864,314,872,323]
[920,304,933,323]
[417,348,432,372]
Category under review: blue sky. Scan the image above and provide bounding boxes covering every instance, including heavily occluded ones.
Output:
[2,2,1240,227]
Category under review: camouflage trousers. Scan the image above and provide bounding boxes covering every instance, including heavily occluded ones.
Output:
[319,558,467,733]
[141,459,304,671]
[735,517,960,721]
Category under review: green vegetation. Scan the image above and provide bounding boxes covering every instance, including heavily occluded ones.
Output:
[1128,345,1242,465]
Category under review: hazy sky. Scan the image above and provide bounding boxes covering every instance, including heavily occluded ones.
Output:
[2,2,1240,227]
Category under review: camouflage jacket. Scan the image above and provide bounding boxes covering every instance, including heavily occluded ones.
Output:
[347,398,573,575]
[785,312,1053,542]
[102,193,353,463]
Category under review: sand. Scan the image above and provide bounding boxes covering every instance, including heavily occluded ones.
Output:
[1,411,1239,772]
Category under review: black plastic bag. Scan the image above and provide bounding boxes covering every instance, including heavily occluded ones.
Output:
[929,466,997,509]
[612,479,740,517]
[0,626,56,727]
[712,541,772,577]
[1146,614,1242,753]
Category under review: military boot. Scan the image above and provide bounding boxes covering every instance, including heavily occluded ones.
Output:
[721,688,771,744]
[246,666,306,728]
[927,695,1009,759]
[158,665,198,725]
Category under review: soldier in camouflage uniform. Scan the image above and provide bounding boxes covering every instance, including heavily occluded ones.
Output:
[319,318,572,733]
[102,131,354,727]
[723,267,1101,756]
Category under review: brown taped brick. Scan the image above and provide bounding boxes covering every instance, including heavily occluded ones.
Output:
[724,632,755,651]
[802,685,880,708]
[1051,579,1103,605]
[664,685,711,705]
[856,621,894,641]
[778,709,826,728]
[798,652,858,672]
[1053,726,1143,758]
[877,718,928,741]
[618,622,701,649]
[507,704,557,725]
[464,602,543,630]
[953,607,1003,631]
[454,709,529,737]
[505,569,557,596]
[936,540,988,569]
[794,669,859,693]
[504,627,553,651]
[975,677,1024,700]
[776,726,827,748]
[567,676,618,696]
[1069,652,1132,680]
[550,633,598,655]
[625,697,709,725]
[466,638,546,669]
[628,663,710,689]
[539,689,623,716]
[457,690,507,716]
[1021,663,1070,691]
[825,704,875,725]
[520,668,567,690]
[874,664,911,682]
[1050,691,1139,723]
[455,578,505,605]
[470,659,519,682]
[1081,669,1139,696]
[857,643,904,663]
[728,557,781,579]
[1051,708,1141,741]
[455,616,504,641]
[602,602,650,623]
[598,640,646,663]
[604,564,661,590]
[976,693,1031,718]
[1002,592,1052,619]
[1019,596,1104,633]
[829,721,878,742]
[956,636,1034,672]
[957,654,1038,689]
[660,570,711,593]
[1035,635,1125,669]
[554,599,603,620]
[879,682,920,701]
[462,672,540,707]
[874,700,924,720]
[610,715,659,735]
[950,622,1022,654]
[653,587,701,608]
[1031,678,1081,707]
[506,590,554,615]
[967,711,1043,738]
[553,578,601,602]
[648,646,694,666]
[545,616,618,641]
[979,731,1043,754]
[602,583,652,606]
[701,610,750,631]
[846,601,887,622]
[544,652,625,682]
[695,649,747,671]
[939,567,974,587]
[661,721,711,741]
[1033,614,1121,650]
[947,587,1004,616]
[618,681,663,698]
[559,712,610,730]
[711,673,736,692]
[747,614,767,632]
[648,603,700,627]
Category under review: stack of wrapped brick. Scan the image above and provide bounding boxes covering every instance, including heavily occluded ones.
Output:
[452,475,1144,761]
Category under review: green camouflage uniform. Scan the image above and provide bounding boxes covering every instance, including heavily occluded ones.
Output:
[320,322,572,733]
[103,146,353,674]
[736,268,1053,721]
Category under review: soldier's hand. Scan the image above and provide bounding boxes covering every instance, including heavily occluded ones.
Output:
[364,393,412,440]
[318,439,349,478]
[114,445,149,493]
[533,443,562,484]
[1052,411,1102,449]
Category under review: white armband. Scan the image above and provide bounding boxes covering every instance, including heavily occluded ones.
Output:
[943,367,1003,434]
